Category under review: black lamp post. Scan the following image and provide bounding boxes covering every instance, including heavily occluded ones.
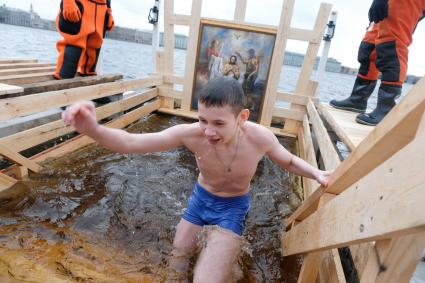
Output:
[323,20,336,42]
[148,0,159,24]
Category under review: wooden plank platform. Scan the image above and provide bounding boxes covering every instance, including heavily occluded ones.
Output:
[0,72,54,85]
[0,83,23,97]
[0,63,55,70]
[22,73,123,95]
[319,103,374,150]
[0,59,37,64]
[0,66,56,77]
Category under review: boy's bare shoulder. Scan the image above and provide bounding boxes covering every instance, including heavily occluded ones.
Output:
[170,122,202,138]
[243,121,276,150]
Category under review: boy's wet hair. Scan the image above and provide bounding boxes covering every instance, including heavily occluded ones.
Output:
[198,77,247,115]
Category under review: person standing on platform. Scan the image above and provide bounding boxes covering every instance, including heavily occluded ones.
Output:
[330,0,425,126]
[54,0,114,79]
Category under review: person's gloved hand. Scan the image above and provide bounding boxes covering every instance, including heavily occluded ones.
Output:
[107,8,115,31]
[62,0,81,23]
[368,0,389,23]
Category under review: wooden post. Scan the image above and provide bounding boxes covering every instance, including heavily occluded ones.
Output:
[155,51,165,75]
[298,115,320,198]
[284,3,331,134]
[296,193,345,283]
[360,233,425,283]
[298,252,322,283]
[163,0,174,77]
[306,99,340,170]
[234,0,247,21]
[162,0,176,110]
[0,172,17,191]
[0,144,41,173]
[259,0,295,126]
[415,109,425,137]
[8,166,29,180]
[180,0,203,111]
[319,249,346,283]
[157,50,174,109]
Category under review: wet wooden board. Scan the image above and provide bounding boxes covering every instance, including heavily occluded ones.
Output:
[0,66,56,77]
[0,63,55,70]
[0,59,37,64]
[21,74,124,95]
[0,83,24,97]
[0,72,54,85]
[319,103,374,150]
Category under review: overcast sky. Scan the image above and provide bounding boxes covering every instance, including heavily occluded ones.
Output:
[2,0,424,76]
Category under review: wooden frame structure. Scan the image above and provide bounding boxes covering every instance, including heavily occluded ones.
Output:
[156,0,331,137]
[0,58,163,189]
[1,1,424,282]
[284,76,425,282]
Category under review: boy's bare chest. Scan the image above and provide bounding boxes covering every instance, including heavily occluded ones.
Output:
[189,139,262,177]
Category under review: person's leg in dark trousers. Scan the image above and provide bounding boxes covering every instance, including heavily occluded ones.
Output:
[356,0,425,125]
[330,25,380,113]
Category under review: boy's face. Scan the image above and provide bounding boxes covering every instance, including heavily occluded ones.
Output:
[197,102,248,145]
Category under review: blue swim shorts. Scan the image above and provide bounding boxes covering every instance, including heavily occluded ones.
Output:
[182,183,250,236]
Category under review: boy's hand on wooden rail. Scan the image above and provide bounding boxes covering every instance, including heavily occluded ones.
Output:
[315,170,333,188]
[62,101,99,136]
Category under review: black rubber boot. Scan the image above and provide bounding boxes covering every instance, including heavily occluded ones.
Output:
[59,45,83,79]
[356,84,401,126]
[330,77,377,113]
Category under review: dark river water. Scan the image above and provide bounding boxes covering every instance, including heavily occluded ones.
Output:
[0,114,302,282]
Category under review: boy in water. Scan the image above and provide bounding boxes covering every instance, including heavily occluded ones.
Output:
[62,77,331,282]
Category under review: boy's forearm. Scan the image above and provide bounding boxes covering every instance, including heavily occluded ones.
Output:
[286,155,319,180]
[88,124,132,153]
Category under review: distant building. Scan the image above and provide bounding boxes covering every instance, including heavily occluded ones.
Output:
[0,3,55,30]
[29,4,55,30]
[283,51,304,67]
[340,66,358,76]
[284,51,342,73]
[106,28,187,49]
[106,26,141,42]
[0,4,31,26]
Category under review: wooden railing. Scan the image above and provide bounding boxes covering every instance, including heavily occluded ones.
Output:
[283,76,425,282]
[0,74,163,191]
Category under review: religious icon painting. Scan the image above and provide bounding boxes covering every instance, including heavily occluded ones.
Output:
[191,19,276,122]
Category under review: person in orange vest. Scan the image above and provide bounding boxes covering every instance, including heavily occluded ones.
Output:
[330,0,425,125]
[54,0,114,79]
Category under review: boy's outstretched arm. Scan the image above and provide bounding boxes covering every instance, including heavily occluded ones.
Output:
[264,130,332,188]
[62,101,185,154]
